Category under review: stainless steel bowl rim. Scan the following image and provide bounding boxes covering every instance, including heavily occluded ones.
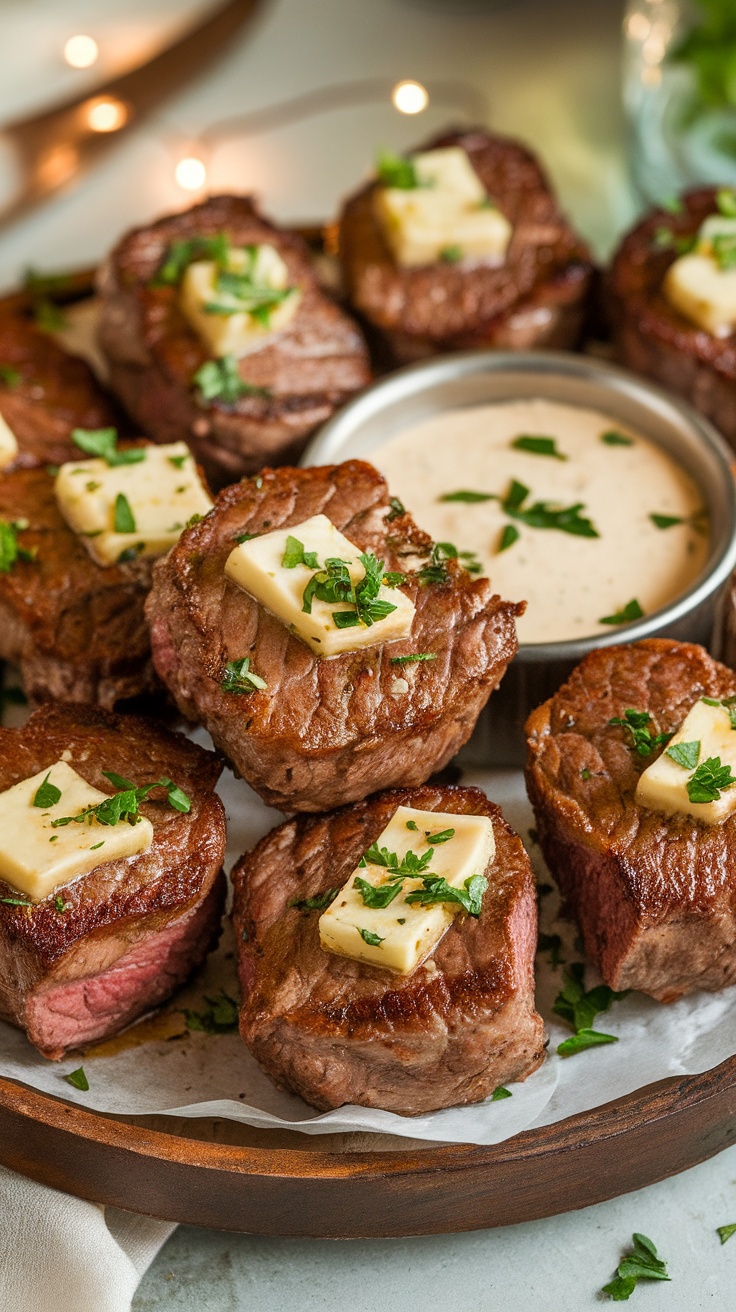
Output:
[304,349,736,666]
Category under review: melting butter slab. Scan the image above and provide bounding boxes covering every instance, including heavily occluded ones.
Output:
[375,146,512,268]
[0,411,18,469]
[319,804,495,973]
[0,761,153,900]
[636,699,736,823]
[225,512,415,656]
[55,441,213,567]
[180,243,301,358]
[664,215,736,337]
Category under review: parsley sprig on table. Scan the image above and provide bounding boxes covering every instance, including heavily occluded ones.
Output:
[608,709,672,758]
[601,1233,670,1301]
[51,772,191,828]
[553,963,628,1057]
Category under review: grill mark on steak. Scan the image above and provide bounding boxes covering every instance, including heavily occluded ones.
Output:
[97,194,371,486]
[609,188,736,448]
[233,784,544,1114]
[0,465,157,707]
[339,128,594,363]
[146,460,523,811]
[0,307,121,470]
[0,702,226,1058]
[525,639,736,1001]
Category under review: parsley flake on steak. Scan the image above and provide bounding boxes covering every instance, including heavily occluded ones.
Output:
[608,708,672,757]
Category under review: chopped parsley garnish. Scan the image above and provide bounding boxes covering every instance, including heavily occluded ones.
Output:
[580,767,592,781]
[359,927,385,946]
[553,962,627,1057]
[0,519,37,572]
[71,428,146,467]
[406,820,419,831]
[0,364,20,387]
[416,541,462,585]
[54,896,68,913]
[63,1067,89,1091]
[0,894,33,907]
[717,1224,736,1245]
[423,827,455,844]
[194,355,271,405]
[90,841,104,851]
[712,228,736,271]
[511,435,567,460]
[389,653,437,665]
[117,544,145,563]
[151,233,230,286]
[599,599,645,626]
[220,657,267,695]
[353,877,404,909]
[601,430,634,446]
[405,872,487,917]
[114,492,136,534]
[601,1232,669,1301]
[439,244,463,263]
[301,551,403,629]
[665,740,700,770]
[686,756,736,804]
[608,708,672,757]
[651,225,697,256]
[702,694,736,728]
[491,1086,512,1101]
[51,772,190,828]
[386,496,406,521]
[282,536,319,570]
[650,513,683,529]
[498,524,520,553]
[361,843,434,878]
[440,490,495,503]
[168,454,188,470]
[180,991,239,1034]
[290,887,339,912]
[375,150,420,189]
[501,480,599,538]
[650,508,708,533]
[33,773,61,809]
[718,188,736,218]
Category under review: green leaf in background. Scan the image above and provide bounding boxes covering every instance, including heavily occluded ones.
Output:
[601,1233,670,1300]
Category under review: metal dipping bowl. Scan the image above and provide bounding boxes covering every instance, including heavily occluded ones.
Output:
[302,351,736,765]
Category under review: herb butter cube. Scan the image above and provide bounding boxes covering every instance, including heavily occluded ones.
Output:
[54,442,213,567]
[0,761,153,901]
[319,804,495,974]
[664,252,736,337]
[180,243,302,359]
[0,411,18,469]
[375,146,511,269]
[225,513,415,657]
[636,699,736,823]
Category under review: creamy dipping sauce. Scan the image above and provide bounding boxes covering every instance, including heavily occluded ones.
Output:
[374,398,709,644]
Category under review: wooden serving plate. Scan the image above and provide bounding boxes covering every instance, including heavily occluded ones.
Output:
[1,1055,735,1236]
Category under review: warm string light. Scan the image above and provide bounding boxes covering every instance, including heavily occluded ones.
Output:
[391,80,429,115]
[63,35,99,69]
[175,156,208,191]
[86,97,128,134]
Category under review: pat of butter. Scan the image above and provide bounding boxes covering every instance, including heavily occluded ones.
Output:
[0,410,18,469]
[635,699,736,823]
[375,146,512,269]
[224,512,415,657]
[0,760,153,901]
[180,243,302,359]
[319,804,495,974]
[664,217,736,337]
[54,441,213,567]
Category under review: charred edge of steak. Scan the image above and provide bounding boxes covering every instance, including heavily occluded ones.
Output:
[96,194,371,484]
[339,127,594,350]
[232,784,545,1114]
[608,187,736,443]
[525,638,736,999]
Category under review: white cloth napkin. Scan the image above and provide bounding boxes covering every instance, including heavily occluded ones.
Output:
[0,1165,174,1312]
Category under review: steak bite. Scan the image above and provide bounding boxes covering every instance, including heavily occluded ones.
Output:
[233,784,544,1114]
[609,187,736,448]
[146,460,522,812]
[525,638,736,1002]
[0,702,226,1059]
[97,194,371,487]
[0,306,121,470]
[339,128,594,365]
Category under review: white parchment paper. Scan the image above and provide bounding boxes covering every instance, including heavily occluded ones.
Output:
[1,729,734,1146]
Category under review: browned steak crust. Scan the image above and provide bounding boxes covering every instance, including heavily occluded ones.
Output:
[525,639,736,1001]
[339,128,594,364]
[0,308,120,469]
[233,784,544,1114]
[146,460,522,812]
[0,465,157,707]
[0,703,226,1057]
[97,195,371,486]
[609,188,736,447]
